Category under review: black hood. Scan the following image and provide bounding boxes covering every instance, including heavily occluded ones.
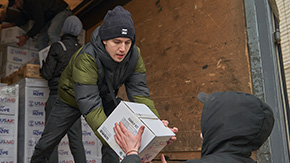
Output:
[199,92,274,158]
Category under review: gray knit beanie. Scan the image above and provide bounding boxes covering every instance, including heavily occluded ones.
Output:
[99,6,135,41]
[62,15,83,36]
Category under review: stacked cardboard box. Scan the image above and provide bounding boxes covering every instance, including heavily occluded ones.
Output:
[1,23,38,51]
[1,45,39,78]
[0,26,39,81]
[3,64,42,85]
[81,117,102,162]
[0,21,99,163]
[18,78,49,163]
[17,78,102,163]
[0,84,19,163]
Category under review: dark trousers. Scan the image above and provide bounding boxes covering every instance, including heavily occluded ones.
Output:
[31,97,86,163]
[101,145,119,163]
[45,95,86,163]
[30,97,120,163]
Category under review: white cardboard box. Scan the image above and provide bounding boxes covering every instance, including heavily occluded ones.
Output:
[2,46,29,64]
[1,26,26,44]
[18,78,48,163]
[38,45,50,68]
[1,61,23,77]
[78,29,86,46]
[0,26,38,50]
[97,101,175,162]
[0,84,19,162]
[0,46,40,77]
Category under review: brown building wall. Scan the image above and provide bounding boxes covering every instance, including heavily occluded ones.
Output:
[87,0,251,162]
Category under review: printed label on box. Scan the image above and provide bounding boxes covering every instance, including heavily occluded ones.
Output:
[27,119,45,128]
[5,46,29,64]
[29,129,44,137]
[26,98,46,108]
[0,126,15,136]
[86,156,102,163]
[58,149,72,157]
[0,105,17,115]
[0,146,16,158]
[2,62,23,77]
[58,157,74,163]
[26,138,39,149]
[0,138,16,147]
[27,108,45,118]
[0,115,16,126]
[26,87,49,99]
[0,157,16,163]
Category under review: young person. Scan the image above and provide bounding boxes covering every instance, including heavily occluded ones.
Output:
[40,15,86,163]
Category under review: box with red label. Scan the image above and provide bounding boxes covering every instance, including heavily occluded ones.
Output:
[1,46,29,64]
[0,84,19,162]
[18,78,48,163]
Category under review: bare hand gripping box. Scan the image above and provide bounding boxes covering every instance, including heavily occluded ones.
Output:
[97,101,175,162]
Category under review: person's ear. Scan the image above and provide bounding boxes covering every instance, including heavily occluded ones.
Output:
[102,40,107,45]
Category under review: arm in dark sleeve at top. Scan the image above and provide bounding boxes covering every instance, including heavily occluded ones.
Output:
[121,155,142,163]
[24,0,46,38]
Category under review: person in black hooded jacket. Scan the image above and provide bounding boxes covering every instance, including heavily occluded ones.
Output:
[40,15,86,163]
[114,91,275,163]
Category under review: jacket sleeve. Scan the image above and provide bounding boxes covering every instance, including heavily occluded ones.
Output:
[121,155,142,163]
[125,51,160,118]
[40,43,60,80]
[71,52,108,144]
[25,0,46,38]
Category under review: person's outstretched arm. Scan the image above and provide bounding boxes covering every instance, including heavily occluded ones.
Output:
[114,121,178,163]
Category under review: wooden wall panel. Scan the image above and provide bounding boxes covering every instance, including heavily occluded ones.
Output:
[122,0,251,152]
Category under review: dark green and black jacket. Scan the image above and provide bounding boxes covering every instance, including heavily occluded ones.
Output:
[58,26,159,142]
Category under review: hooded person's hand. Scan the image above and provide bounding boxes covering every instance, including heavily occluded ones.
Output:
[114,122,145,156]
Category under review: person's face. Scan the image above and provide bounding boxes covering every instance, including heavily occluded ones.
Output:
[103,37,132,62]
